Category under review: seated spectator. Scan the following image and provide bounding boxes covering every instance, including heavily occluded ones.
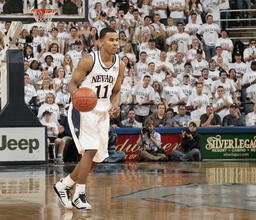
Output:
[37,92,60,124]
[137,119,167,161]
[122,109,142,128]
[245,103,256,126]
[110,108,123,128]
[40,111,65,163]
[147,103,167,127]
[164,107,175,127]
[24,74,37,107]
[222,104,245,126]
[172,103,191,127]
[200,105,221,127]
[170,121,202,161]
[104,129,125,163]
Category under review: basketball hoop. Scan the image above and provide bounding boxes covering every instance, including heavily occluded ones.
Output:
[31,9,57,30]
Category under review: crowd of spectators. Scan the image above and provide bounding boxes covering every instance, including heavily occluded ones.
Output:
[0,0,256,162]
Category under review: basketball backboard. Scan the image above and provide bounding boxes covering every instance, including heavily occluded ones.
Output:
[0,0,88,22]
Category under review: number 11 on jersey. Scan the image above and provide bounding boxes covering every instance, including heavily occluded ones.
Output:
[95,85,109,99]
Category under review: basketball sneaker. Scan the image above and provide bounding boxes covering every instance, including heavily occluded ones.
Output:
[72,193,92,210]
[53,179,73,209]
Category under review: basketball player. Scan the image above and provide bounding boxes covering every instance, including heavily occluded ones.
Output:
[53,27,125,210]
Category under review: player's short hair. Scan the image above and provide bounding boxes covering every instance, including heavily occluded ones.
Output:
[217,85,224,90]
[100,27,116,39]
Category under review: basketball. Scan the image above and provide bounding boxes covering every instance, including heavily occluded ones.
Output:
[72,87,98,112]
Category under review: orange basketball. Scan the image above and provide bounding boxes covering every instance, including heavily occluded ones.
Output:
[72,87,98,112]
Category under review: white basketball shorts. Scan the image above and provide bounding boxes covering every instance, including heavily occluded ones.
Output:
[68,103,109,163]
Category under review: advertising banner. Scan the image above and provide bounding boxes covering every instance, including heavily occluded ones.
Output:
[115,133,182,162]
[0,127,46,163]
[201,133,256,159]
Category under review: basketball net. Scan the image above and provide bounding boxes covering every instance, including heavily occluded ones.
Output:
[31,9,57,30]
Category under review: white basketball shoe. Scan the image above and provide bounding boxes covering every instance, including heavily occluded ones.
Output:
[72,192,92,210]
[53,179,73,209]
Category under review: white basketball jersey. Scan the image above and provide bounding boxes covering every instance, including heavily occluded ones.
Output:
[80,51,120,112]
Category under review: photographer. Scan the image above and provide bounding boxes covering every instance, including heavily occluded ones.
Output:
[170,122,202,161]
[137,120,167,161]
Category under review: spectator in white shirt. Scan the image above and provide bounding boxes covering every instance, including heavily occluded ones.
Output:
[185,0,203,24]
[152,0,168,25]
[198,14,220,61]
[213,85,232,121]
[243,39,256,63]
[191,49,208,78]
[132,75,155,124]
[185,13,201,44]
[215,30,233,63]
[168,0,186,25]
[169,22,190,55]
[211,70,239,104]
[162,74,185,112]
[144,39,161,63]
[187,82,210,120]
[151,13,167,51]
[212,46,229,65]
[245,103,256,126]
[230,52,247,79]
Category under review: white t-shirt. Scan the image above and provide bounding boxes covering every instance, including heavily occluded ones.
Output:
[187,93,209,120]
[41,52,64,67]
[246,83,256,103]
[212,95,233,121]
[211,79,236,99]
[242,69,256,86]
[245,112,256,126]
[67,50,83,69]
[152,0,168,19]
[132,84,155,116]
[170,32,190,53]
[40,118,59,137]
[229,62,247,79]
[135,61,148,81]
[168,0,185,18]
[27,68,41,85]
[161,84,185,112]
[243,46,256,62]
[24,84,37,104]
[173,62,185,77]
[38,103,60,123]
[198,23,220,46]
[191,59,209,77]
[144,48,161,63]
[215,37,233,62]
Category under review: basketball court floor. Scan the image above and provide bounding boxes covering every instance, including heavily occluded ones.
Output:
[0,161,255,220]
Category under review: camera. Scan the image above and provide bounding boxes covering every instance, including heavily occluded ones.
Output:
[183,128,192,138]
[142,127,151,137]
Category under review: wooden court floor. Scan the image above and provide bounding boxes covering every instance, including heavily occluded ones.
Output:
[0,161,256,220]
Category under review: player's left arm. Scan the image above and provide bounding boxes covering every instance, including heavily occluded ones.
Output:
[111,60,125,117]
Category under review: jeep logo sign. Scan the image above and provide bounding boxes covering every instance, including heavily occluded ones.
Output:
[0,136,39,153]
[0,127,46,162]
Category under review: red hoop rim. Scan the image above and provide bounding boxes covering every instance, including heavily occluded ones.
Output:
[31,8,57,18]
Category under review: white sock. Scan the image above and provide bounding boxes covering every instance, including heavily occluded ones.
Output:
[61,175,75,188]
[57,154,62,158]
[75,184,86,195]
